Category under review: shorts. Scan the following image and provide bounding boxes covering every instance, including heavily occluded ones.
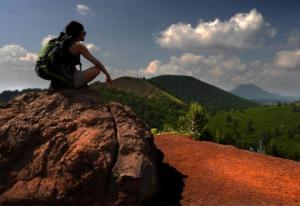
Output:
[74,70,86,88]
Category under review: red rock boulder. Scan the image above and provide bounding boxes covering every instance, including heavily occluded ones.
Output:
[0,89,159,206]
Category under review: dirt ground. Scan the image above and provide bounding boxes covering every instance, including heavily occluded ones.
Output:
[154,134,300,206]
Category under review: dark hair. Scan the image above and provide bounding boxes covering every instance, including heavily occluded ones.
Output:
[64,21,84,38]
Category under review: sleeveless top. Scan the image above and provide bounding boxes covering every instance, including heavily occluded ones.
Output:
[50,40,81,88]
[60,40,81,80]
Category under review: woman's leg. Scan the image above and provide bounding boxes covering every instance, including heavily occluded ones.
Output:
[74,66,101,88]
[82,66,101,83]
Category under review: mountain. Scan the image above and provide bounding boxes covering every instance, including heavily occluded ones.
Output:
[107,76,185,105]
[230,84,299,104]
[148,75,257,111]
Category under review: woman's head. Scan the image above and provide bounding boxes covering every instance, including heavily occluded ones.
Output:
[65,21,86,41]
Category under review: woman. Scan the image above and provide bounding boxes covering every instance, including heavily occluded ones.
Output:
[49,21,112,89]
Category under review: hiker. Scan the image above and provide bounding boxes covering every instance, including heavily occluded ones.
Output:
[36,20,112,89]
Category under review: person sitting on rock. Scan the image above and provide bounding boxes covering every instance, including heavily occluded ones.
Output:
[36,20,112,89]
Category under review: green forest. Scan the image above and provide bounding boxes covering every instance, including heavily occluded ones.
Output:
[206,103,300,161]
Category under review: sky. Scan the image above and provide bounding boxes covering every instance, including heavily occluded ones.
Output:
[1,0,300,95]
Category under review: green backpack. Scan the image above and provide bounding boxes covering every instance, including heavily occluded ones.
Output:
[35,33,81,85]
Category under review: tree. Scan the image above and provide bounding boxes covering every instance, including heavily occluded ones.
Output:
[246,118,255,133]
[287,129,295,139]
[186,101,207,139]
[273,126,281,137]
[296,124,300,134]
[258,129,272,154]
[292,103,300,112]
[215,130,222,143]
[226,114,232,122]
[200,127,213,141]
[209,109,217,117]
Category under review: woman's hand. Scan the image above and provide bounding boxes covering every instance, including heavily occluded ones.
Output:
[106,73,113,85]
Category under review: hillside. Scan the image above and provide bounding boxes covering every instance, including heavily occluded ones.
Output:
[230,84,298,104]
[148,75,257,111]
[91,77,187,130]
[206,104,300,161]
[150,134,300,206]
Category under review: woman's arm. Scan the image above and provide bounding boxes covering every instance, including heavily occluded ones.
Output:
[77,43,110,76]
[73,43,112,85]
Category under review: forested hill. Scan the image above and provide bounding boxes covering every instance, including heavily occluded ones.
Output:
[91,77,187,130]
[148,75,257,111]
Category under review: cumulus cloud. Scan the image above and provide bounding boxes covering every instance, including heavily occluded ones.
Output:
[144,60,160,74]
[42,34,56,46]
[76,4,91,16]
[0,45,37,65]
[0,44,47,91]
[156,9,276,51]
[138,52,299,94]
[140,53,247,86]
[274,49,300,69]
[41,35,100,52]
[19,53,38,62]
[84,43,100,51]
[285,29,300,49]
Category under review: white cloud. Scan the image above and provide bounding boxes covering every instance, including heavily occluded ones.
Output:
[157,9,276,51]
[138,52,299,93]
[42,34,56,46]
[0,45,37,65]
[274,49,300,69]
[42,35,100,52]
[144,60,160,74]
[285,29,300,49]
[84,43,100,51]
[140,53,247,86]
[76,4,91,16]
[102,52,112,58]
[0,44,47,91]
[19,53,38,62]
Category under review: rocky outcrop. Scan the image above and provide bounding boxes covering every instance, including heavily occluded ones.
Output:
[0,89,159,206]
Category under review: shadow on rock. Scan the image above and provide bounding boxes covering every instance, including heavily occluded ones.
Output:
[143,149,187,206]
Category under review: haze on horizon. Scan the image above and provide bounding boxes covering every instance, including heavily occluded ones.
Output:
[1,0,300,96]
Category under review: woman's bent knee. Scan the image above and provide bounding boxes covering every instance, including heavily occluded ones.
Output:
[74,70,87,88]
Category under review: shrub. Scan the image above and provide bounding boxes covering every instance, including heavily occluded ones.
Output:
[151,128,158,135]
[226,114,232,122]
[246,118,255,133]
[214,130,222,143]
[198,127,213,141]
[163,123,174,133]
[186,102,207,139]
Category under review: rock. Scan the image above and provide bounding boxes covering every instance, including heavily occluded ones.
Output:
[0,89,159,206]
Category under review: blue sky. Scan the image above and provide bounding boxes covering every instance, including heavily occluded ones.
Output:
[1,0,300,95]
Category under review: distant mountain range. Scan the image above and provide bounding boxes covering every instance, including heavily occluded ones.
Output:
[230,84,300,104]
